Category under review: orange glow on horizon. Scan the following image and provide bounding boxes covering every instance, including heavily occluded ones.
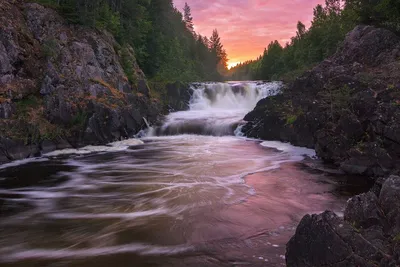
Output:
[228,61,240,69]
[174,0,325,66]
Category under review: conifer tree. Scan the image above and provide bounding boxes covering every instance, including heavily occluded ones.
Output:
[210,29,228,74]
[183,2,194,33]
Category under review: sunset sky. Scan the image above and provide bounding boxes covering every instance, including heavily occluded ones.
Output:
[174,0,325,68]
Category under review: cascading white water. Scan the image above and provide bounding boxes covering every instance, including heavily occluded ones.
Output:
[151,81,282,136]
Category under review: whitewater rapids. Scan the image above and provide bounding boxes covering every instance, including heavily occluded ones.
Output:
[150,81,282,136]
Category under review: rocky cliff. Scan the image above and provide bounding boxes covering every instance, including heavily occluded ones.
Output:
[243,25,400,178]
[0,0,191,163]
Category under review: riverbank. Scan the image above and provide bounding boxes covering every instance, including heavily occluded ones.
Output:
[243,25,400,178]
[0,0,193,164]
[242,25,400,266]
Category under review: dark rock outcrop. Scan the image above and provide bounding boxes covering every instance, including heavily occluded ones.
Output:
[286,175,400,267]
[243,25,400,177]
[0,0,193,163]
[149,81,192,112]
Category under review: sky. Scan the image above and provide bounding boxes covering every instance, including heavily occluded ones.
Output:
[174,0,325,68]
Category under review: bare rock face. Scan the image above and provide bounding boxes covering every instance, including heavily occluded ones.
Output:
[243,25,400,177]
[0,0,163,162]
[379,176,400,236]
[286,176,400,267]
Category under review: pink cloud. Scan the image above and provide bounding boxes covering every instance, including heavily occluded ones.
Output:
[174,0,325,65]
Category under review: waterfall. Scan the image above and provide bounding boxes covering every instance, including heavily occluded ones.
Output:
[151,81,282,136]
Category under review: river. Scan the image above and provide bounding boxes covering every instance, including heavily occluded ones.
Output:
[0,82,370,266]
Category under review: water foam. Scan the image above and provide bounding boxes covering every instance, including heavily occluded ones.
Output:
[44,139,144,157]
[260,141,316,160]
[0,157,49,170]
[152,81,282,136]
[0,244,193,262]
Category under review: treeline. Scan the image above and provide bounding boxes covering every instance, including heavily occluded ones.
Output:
[33,0,228,82]
[228,0,400,81]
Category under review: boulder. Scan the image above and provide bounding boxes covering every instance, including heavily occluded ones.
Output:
[286,176,400,267]
[344,192,382,229]
[379,175,400,235]
[286,211,379,267]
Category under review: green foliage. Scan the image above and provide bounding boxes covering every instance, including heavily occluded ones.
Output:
[15,96,41,114]
[286,114,298,125]
[30,0,226,82]
[70,111,88,128]
[9,95,63,143]
[41,39,58,59]
[319,85,354,120]
[95,3,121,37]
[394,233,400,243]
[345,0,400,32]
[183,2,194,33]
[356,72,375,84]
[280,100,304,126]
[32,0,59,8]
[278,66,310,83]
[351,221,361,232]
[210,29,228,75]
[229,0,400,81]
[120,47,137,85]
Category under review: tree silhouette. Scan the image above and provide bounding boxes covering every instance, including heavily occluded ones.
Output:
[210,29,228,74]
[183,2,194,33]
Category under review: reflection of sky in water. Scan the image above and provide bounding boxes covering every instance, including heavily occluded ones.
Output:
[0,135,346,266]
[0,81,345,267]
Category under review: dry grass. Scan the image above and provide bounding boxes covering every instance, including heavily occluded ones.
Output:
[91,79,126,100]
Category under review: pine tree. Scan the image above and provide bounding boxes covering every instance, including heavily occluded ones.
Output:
[183,2,194,33]
[210,29,228,74]
[296,21,306,39]
[31,0,226,81]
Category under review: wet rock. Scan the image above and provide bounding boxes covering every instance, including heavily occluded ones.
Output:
[152,81,192,112]
[286,176,400,267]
[40,140,57,154]
[0,138,40,162]
[137,79,150,97]
[340,143,394,176]
[344,191,382,229]
[0,101,14,119]
[379,175,400,235]
[286,211,378,267]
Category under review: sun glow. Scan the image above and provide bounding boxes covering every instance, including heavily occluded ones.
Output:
[228,61,239,69]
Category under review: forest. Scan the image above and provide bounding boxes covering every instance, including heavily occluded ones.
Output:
[228,0,400,81]
[32,0,400,83]
[34,0,228,82]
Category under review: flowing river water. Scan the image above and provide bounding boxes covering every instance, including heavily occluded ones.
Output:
[0,82,371,266]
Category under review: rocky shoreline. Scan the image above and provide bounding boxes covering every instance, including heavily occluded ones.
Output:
[1,1,399,265]
[0,0,191,164]
[243,25,400,266]
[286,175,400,267]
[244,25,400,178]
